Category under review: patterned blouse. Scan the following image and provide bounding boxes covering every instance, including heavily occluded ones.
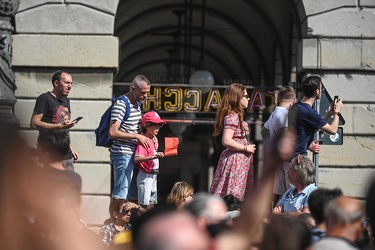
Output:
[99,222,132,246]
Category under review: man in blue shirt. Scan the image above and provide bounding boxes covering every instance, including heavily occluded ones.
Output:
[289,76,343,159]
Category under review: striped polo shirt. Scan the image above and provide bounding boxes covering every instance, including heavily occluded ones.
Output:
[109,95,141,155]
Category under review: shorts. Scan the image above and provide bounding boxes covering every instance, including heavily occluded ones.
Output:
[137,171,157,205]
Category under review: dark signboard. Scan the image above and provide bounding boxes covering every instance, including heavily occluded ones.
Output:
[137,84,279,115]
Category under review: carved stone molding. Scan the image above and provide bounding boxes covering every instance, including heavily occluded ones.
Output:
[0,0,19,125]
[0,0,19,16]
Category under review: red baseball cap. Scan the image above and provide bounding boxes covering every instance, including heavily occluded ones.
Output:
[141,111,166,126]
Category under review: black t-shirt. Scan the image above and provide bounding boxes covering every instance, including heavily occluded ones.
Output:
[31,166,82,218]
[42,166,82,193]
[33,92,72,160]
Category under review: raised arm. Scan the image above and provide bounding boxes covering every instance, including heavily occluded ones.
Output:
[321,98,343,135]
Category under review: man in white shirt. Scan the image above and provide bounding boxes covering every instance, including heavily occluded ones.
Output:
[261,86,296,204]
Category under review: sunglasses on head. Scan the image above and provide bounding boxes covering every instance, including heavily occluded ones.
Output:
[121,208,132,214]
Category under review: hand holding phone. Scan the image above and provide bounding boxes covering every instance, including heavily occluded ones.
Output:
[333,96,339,113]
[72,117,83,123]
[334,95,339,103]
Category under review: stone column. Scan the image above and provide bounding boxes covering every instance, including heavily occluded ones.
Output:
[0,0,19,125]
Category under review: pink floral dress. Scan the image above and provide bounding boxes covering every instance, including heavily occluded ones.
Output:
[209,113,254,201]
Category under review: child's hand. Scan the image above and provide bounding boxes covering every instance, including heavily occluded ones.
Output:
[156,152,164,158]
[273,205,282,213]
[124,201,139,211]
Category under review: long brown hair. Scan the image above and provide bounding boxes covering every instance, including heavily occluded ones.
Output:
[213,83,246,137]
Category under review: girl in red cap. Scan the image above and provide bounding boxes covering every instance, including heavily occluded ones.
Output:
[134,111,166,211]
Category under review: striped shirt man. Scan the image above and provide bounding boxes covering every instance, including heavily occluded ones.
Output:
[110,95,141,155]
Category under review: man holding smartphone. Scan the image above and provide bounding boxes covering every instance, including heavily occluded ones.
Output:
[288,75,343,160]
[30,70,79,171]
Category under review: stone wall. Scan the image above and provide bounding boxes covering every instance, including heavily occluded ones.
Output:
[13,0,120,229]
[300,0,375,197]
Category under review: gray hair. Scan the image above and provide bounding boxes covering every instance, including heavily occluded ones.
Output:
[290,155,315,185]
[184,192,225,220]
[132,74,150,88]
[325,197,365,230]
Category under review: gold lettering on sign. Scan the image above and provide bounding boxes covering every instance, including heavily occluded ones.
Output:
[249,90,265,111]
[204,89,222,112]
[145,87,162,110]
[165,88,182,111]
[184,89,201,112]
[265,91,276,106]
[141,86,273,113]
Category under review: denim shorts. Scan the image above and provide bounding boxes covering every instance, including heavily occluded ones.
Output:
[110,153,135,199]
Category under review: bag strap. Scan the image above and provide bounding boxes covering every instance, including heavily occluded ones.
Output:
[113,95,141,127]
[116,95,131,127]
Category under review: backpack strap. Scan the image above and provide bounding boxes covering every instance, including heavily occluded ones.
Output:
[117,95,131,127]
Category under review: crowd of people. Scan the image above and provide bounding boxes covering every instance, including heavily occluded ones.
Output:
[0,71,374,250]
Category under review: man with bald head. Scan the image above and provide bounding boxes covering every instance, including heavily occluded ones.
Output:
[314,196,365,250]
[133,209,211,250]
[185,192,229,238]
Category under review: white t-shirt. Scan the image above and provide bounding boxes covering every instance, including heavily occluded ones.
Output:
[264,106,289,140]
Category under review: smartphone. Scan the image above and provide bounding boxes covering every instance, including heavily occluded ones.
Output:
[72,116,83,123]
[333,96,339,114]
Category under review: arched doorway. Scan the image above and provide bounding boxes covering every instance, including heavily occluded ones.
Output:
[113,0,306,200]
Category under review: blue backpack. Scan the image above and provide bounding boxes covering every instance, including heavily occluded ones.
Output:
[95,95,130,148]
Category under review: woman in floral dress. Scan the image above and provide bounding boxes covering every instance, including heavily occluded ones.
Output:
[209,83,256,201]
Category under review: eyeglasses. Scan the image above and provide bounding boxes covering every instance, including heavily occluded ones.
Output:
[121,209,132,214]
[242,94,249,99]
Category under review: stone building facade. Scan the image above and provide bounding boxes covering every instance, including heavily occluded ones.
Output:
[6,0,375,229]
